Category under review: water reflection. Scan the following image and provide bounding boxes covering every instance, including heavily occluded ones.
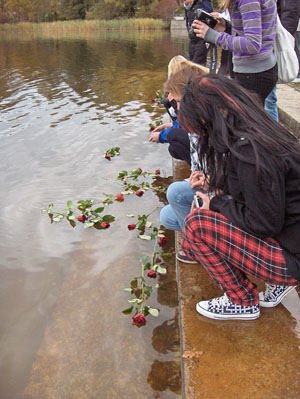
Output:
[282,288,300,340]
[0,30,187,398]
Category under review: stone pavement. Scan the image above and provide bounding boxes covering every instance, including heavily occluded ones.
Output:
[175,83,300,399]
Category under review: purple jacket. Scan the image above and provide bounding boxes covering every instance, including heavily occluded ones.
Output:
[205,0,277,73]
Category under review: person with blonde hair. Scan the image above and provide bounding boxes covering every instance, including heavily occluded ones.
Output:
[149,55,208,167]
[167,54,209,78]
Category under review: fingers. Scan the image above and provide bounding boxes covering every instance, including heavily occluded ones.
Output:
[149,132,159,142]
[191,20,209,38]
[190,174,206,189]
[195,191,211,210]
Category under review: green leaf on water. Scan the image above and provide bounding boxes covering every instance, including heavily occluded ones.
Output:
[144,286,153,297]
[143,262,151,270]
[67,200,73,209]
[149,308,159,317]
[94,207,104,213]
[156,265,167,274]
[84,222,95,228]
[122,306,134,315]
[139,235,152,240]
[130,279,138,288]
[102,215,115,222]
[161,252,172,258]
[68,220,76,228]
[91,217,101,223]
[143,306,150,316]
[128,298,142,304]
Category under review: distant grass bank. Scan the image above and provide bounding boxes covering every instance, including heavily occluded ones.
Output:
[0,18,170,33]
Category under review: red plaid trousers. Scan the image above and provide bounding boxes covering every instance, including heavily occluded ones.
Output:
[182,209,298,306]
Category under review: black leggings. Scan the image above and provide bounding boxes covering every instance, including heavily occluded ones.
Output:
[234,64,278,104]
[167,128,191,166]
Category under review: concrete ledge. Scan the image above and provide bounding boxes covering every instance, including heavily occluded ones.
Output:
[277,83,300,138]
[170,19,187,31]
[174,84,300,399]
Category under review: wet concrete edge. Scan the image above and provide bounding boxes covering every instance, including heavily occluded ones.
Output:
[173,83,300,399]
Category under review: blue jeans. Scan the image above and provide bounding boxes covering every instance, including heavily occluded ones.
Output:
[264,84,279,122]
[160,180,198,231]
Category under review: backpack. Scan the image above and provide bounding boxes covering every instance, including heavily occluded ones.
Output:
[274,15,299,83]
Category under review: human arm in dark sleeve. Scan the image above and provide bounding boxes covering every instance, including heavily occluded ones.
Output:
[209,146,286,238]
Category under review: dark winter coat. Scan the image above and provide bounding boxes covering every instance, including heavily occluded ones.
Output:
[277,0,299,35]
[210,139,300,282]
[185,0,213,41]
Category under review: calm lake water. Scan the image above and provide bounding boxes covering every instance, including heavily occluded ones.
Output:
[0,29,190,399]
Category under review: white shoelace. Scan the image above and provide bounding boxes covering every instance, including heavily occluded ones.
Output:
[264,284,276,299]
[210,293,231,307]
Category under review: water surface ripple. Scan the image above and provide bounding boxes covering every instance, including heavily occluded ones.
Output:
[0,31,189,399]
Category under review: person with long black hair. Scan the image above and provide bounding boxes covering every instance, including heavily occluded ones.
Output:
[177,73,300,321]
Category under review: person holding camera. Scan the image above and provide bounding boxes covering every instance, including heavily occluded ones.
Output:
[191,0,278,104]
[178,73,300,320]
[183,0,214,66]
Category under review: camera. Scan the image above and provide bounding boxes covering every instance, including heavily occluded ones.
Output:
[189,9,218,38]
[194,195,203,208]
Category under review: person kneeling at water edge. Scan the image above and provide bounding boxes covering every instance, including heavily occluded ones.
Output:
[177,74,300,321]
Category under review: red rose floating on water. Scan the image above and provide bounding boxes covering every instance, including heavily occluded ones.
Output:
[158,236,168,246]
[128,223,136,231]
[104,154,111,160]
[77,214,87,222]
[155,169,160,175]
[147,270,157,279]
[100,222,110,229]
[149,126,155,131]
[115,193,124,202]
[135,190,144,197]
[132,314,146,327]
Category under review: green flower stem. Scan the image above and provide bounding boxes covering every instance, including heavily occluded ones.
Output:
[151,236,158,268]
[140,265,145,314]
[139,233,158,315]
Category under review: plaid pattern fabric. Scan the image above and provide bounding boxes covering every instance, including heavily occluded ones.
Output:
[182,210,298,306]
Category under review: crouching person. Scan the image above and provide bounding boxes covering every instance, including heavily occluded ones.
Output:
[178,74,300,321]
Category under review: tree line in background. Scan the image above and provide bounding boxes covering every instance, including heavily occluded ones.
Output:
[0,0,221,24]
[0,0,184,23]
